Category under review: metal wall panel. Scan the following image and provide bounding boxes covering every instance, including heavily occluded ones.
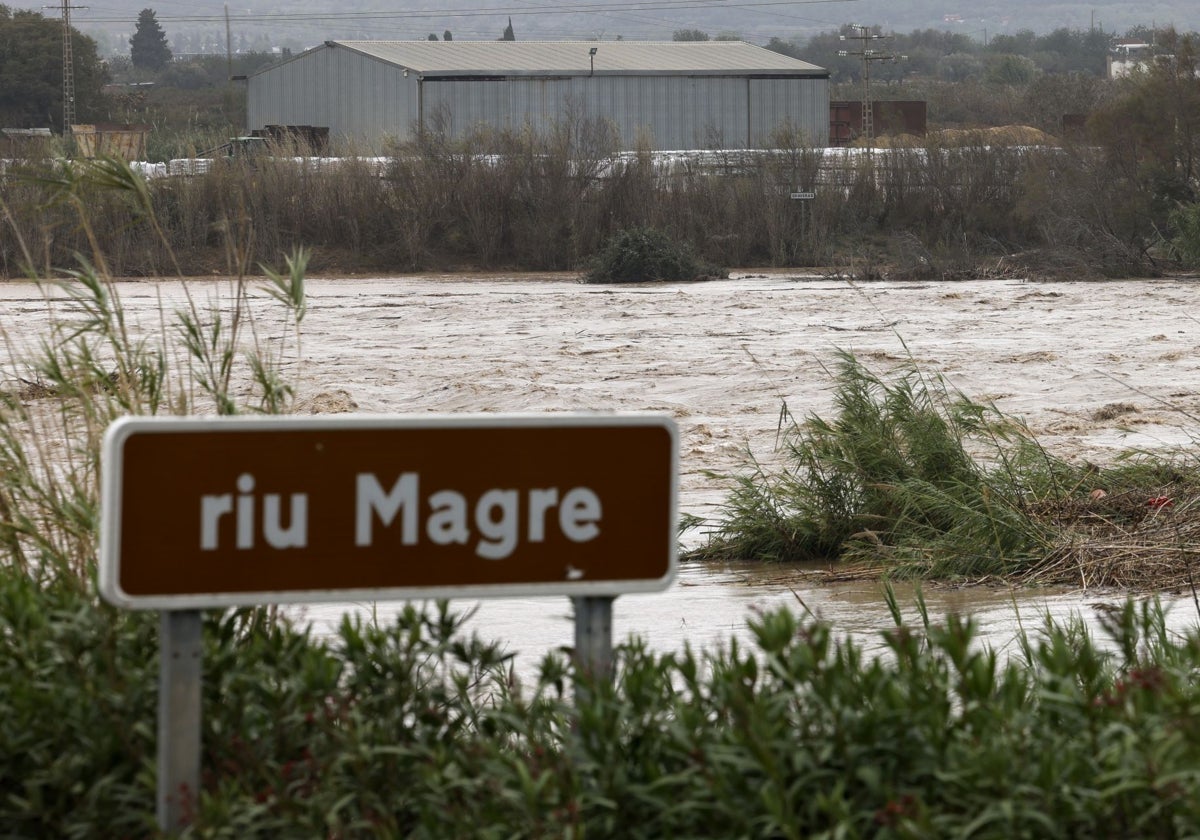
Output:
[420,75,828,150]
[249,47,418,149]
[749,78,830,147]
[423,79,509,137]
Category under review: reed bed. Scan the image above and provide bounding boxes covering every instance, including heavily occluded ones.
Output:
[691,352,1200,591]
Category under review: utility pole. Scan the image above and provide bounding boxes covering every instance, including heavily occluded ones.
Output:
[62,0,74,131]
[837,24,904,154]
[50,0,88,134]
[225,4,234,112]
[225,4,233,86]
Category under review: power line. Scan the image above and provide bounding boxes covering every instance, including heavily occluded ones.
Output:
[70,0,858,25]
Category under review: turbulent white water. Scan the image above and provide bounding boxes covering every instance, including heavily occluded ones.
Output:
[5,272,1198,668]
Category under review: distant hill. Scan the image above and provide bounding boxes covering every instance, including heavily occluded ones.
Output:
[11,0,1200,56]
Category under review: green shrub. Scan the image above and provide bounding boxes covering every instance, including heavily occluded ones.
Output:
[7,564,1200,837]
[690,351,1064,576]
[0,572,159,837]
[582,226,727,283]
[0,569,528,837]
[1169,201,1200,268]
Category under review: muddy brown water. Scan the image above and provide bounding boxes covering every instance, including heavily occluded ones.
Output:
[3,273,1198,669]
[298,566,1200,680]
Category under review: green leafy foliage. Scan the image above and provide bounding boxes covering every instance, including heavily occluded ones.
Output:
[0,573,159,837]
[0,6,108,132]
[793,23,1126,85]
[583,226,726,284]
[691,351,1072,575]
[6,567,1200,835]
[1087,31,1200,211]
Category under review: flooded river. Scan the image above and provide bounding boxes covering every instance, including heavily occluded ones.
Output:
[300,566,1200,679]
[4,272,1199,668]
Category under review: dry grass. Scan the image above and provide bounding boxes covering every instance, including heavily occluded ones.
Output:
[1019,485,1200,591]
[802,485,1200,591]
[6,124,1159,280]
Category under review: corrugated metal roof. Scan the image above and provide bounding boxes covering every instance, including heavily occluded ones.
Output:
[328,40,826,76]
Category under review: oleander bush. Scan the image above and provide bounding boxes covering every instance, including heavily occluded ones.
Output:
[6,565,1200,837]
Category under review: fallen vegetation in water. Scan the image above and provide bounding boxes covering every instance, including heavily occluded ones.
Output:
[1019,478,1200,589]
[689,351,1200,590]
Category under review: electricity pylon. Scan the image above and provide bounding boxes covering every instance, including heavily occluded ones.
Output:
[52,0,88,133]
[837,24,905,153]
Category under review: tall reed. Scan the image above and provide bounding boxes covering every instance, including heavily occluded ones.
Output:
[0,156,309,587]
[690,351,1073,576]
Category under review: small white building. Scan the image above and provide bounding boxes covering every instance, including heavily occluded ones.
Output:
[1108,42,1153,78]
[247,40,829,151]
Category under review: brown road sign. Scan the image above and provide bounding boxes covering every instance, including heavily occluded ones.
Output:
[100,414,678,609]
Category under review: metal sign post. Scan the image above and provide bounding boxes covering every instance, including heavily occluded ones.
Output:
[791,191,815,261]
[571,595,615,710]
[573,594,615,683]
[157,610,203,831]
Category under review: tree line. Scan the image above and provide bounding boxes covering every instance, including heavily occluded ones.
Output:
[3,0,1195,138]
[766,25,1123,82]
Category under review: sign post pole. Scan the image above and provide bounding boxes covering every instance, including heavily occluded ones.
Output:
[157,609,203,832]
[572,595,615,679]
[790,190,815,259]
[572,595,615,702]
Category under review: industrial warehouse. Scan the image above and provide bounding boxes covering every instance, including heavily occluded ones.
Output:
[245,40,830,152]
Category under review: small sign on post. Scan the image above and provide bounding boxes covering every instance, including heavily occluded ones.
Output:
[790,191,816,200]
[100,413,678,832]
